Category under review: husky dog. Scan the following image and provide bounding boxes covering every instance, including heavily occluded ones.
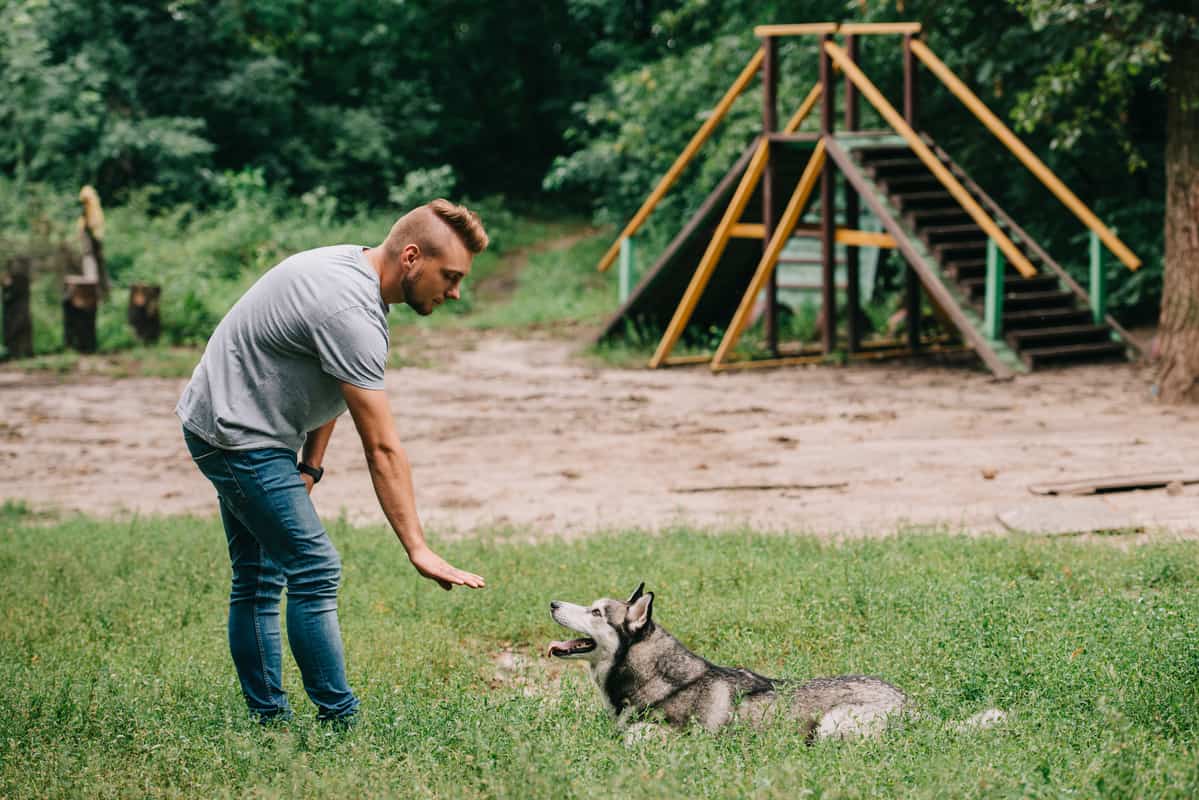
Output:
[549,584,996,741]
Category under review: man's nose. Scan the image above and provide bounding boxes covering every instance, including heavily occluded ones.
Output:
[447,286,461,300]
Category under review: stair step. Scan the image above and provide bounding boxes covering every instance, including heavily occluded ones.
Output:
[856,146,913,163]
[934,240,988,260]
[1002,307,1093,330]
[881,174,942,194]
[906,207,972,228]
[862,157,926,177]
[923,223,985,245]
[1006,324,1113,349]
[1002,290,1076,311]
[1020,341,1127,369]
[960,275,1060,299]
[945,258,986,279]
[892,190,954,211]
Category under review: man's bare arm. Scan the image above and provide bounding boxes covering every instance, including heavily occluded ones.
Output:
[298,418,338,492]
[341,382,485,591]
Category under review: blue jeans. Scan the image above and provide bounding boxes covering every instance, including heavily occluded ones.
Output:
[183,427,359,722]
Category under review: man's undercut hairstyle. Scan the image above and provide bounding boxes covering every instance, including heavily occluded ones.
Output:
[384,199,489,263]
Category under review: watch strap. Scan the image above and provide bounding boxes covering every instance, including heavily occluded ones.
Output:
[298,462,324,483]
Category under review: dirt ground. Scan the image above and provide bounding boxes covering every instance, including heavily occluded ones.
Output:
[2,329,1196,540]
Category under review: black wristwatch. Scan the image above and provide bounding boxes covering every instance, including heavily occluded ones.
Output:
[298,462,324,484]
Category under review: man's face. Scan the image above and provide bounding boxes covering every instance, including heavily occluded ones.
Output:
[400,238,472,315]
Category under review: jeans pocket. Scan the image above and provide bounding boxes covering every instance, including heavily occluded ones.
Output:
[185,430,248,503]
[190,447,223,464]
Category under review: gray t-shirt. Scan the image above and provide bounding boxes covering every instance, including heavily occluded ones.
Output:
[177,244,390,452]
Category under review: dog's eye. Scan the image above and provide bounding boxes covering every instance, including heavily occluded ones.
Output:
[590,608,602,617]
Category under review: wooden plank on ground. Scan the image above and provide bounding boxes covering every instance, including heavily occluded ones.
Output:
[1027,473,1199,496]
[672,482,848,493]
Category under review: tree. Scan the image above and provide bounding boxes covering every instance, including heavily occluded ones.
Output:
[1009,0,1199,402]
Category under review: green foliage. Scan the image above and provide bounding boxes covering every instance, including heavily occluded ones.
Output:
[3,517,1199,797]
[549,0,1176,321]
[0,170,608,360]
[0,0,654,206]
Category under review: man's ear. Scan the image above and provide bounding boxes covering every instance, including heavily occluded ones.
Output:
[626,582,645,604]
[627,592,654,635]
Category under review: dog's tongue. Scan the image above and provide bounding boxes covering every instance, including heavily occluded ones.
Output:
[546,638,595,658]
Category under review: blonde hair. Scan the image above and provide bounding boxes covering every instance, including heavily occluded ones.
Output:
[79,185,105,241]
[383,199,488,263]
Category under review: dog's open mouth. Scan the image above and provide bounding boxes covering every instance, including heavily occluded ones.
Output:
[546,638,596,658]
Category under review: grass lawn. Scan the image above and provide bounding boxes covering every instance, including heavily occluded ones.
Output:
[2,509,1197,798]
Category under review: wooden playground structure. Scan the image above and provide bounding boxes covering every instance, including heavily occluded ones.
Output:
[594,22,1143,377]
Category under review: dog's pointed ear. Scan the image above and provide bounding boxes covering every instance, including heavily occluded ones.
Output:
[627,591,654,635]
[627,582,646,604]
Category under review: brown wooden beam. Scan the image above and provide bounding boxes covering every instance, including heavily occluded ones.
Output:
[819,35,837,354]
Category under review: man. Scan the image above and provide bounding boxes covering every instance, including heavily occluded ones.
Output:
[177,199,487,726]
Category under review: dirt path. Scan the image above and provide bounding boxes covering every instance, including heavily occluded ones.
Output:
[2,331,1196,540]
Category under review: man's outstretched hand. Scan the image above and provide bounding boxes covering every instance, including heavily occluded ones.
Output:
[409,546,486,591]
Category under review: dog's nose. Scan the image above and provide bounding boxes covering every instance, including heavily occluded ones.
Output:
[550,601,561,611]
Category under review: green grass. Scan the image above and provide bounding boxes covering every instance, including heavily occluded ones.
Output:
[2,516,1198,798]
[402,222,613,333]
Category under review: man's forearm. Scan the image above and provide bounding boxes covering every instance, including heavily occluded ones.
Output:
[302,417,338,467]
[363,442,429,557]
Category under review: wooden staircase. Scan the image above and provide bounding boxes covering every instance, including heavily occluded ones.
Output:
[852,140,1131,370]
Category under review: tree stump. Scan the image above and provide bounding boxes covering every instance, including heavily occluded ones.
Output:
[2,264,33,360]
[127,283,162,344]
[63,277,99,354]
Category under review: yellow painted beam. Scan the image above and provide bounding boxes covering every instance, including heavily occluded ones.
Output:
[783,84,823,134]
[837,22,921,35]
[661,354,713,366]
[754,23,839,37]
[597,48,764,273]
[713,354,825,371]
[910,40,1140,271]
[712,140,827,370]
[824,41,1037,278]
[835,229,895,248]
[649,138,771,368]
[730,223,765,239]
[712,341,965,372]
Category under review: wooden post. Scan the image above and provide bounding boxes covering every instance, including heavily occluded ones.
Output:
[618,236,634,303]
[844,34,862,353]
[1,260,33,360]
[63,277,99,353]
[761,35,779,354]
[1089,230,1106,325]
[903,33,922,351]
[985,239,1006,340]
[128,282,162,344]
[903,33,918,128]
[819,33,837,354]
[845,34,860,131]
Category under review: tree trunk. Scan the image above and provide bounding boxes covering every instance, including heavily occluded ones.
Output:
[1155,38,1199,403]
[62,278,99,354]
[2,261,33,360]
[127,283,162,344]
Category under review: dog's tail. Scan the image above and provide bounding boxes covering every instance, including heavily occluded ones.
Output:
[951,707,1007,733]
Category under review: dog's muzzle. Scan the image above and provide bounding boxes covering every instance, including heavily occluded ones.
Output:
[548,601,597,658]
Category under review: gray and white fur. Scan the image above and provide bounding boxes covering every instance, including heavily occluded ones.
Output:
[548,583,1001,741]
